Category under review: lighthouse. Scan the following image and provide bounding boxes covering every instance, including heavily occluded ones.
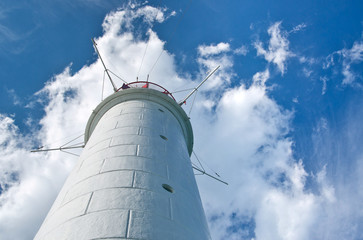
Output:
[34,82,211,239]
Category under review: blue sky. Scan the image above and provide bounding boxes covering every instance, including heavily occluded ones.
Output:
[1,0,363,239]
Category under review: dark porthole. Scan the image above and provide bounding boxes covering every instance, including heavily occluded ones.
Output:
[158,109,164,112]
[160,135,168,140]
[162,184,174,193]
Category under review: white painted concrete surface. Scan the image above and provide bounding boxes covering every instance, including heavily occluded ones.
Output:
[34,88,211,240]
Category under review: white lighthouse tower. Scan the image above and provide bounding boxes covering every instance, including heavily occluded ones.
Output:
[34,82,211,239]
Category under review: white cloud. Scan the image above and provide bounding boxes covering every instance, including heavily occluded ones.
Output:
[6,89,22,106]
[309,114,363,239]
[254,21,294,75]
[341,65,356,85]
[347,40,363,62]
[191,70,325,240]
[299,56,316,65]
[320,76,329,95]
[0,24,19,41]
[135,5,166,23]
[324,36,363,86]
[290,23,307,34]
[196,43,235,92]
[234,45,249,56]
[255,187,317,240]
[252,68,270,86]
[340,40,363,85]
[0,113,76,239]
[316,166,336,203]
[198,42,231,57]
[302,67,313,77]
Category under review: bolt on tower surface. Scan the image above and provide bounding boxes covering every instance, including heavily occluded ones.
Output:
[34,86,211,239]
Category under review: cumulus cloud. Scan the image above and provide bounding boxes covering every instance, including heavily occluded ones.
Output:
[0,4,354,240]
[198,42,231,57]
[195,42,236,94]
[254,21,294,75]
[191,67,329,239]
[0,112,77,239]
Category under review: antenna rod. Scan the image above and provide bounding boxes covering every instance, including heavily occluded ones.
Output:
[91,38,118,92]
[30,145,84,153]
[179,65,220,105]
[192,166,228,185]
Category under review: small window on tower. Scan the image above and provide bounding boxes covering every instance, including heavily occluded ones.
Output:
[162,184,174,193]
[160,135,168,140]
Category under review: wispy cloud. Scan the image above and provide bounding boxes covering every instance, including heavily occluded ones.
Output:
[6,89,22,106]
[254,22,294,75]
[324,35,363,86]
[0,24,19,41]
[234,45,249,56]
[289,23,307,34]
[320,76,329,95]
[309,113,363,239]
[0,3,40,54]
[302,67,313,77]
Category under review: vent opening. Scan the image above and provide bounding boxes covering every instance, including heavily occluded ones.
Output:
[162,184,174,193]
[160,135,168,140]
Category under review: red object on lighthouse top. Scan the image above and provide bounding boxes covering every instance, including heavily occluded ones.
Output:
[117,81,176,101]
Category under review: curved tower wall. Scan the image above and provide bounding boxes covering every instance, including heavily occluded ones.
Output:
[34,88,211,240]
